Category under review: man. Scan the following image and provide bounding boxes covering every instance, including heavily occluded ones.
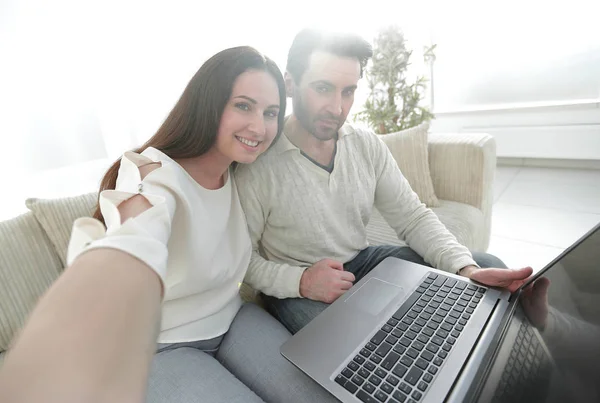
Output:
[235,28,532,334]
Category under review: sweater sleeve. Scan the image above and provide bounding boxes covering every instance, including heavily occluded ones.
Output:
[370,134,477,273]
[234,165,306,299]
[67,151,176,289]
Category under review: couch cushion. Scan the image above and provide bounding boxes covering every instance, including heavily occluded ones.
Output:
[0,212,63,352]
[366,200,484,251]
[26,193,97,267]
[379,123,440,207]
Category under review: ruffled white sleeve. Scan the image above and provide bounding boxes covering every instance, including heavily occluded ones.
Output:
[66,151,176,289]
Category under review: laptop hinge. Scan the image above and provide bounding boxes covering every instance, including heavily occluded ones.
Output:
[445,297,510,403]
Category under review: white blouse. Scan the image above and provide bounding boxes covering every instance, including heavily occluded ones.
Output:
[67,147,252,343]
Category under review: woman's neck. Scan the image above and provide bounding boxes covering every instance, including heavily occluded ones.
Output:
[177,149,231,190]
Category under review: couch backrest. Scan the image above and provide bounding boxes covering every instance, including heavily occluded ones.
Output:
[0,211,63,353]
[0,193,97,356]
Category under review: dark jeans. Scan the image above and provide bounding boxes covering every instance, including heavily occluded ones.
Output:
[262,245,507,334]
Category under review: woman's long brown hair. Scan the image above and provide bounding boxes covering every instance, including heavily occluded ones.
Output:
[93,46,286,223]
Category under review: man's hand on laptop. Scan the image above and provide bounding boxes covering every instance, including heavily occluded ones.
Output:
[299,259,356,303]
[458,265,534,293]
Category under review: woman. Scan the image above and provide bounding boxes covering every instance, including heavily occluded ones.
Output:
[0,47,337,403]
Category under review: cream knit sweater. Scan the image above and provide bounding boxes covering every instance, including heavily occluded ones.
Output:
[234,123,477,299]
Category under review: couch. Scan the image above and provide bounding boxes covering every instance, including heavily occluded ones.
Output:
[0,127,496,367]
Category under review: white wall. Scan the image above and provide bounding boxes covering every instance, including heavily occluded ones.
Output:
[431,100,600,160]
[3,0,598,172]
[426,0,600,160]
[430,0,600,110]
[1,0,598,222]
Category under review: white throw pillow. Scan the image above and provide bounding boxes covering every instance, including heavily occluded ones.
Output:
[379,123,440,207]
[26,192,98,266]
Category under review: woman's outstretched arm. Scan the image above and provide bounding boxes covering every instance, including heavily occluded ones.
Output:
[0,246,162,403]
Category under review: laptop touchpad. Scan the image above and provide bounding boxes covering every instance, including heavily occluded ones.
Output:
[344,278,404,316]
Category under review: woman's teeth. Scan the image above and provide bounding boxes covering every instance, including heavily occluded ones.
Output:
[236,137,259,147]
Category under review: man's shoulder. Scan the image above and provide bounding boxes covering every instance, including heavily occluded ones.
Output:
[340,123,385,150]
[234,145,280,181]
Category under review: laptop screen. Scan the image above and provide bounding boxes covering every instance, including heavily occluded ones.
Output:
[523,223,600,401]
[479,223,600,403]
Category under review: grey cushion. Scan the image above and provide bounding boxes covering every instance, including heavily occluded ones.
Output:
[0,212,62,352]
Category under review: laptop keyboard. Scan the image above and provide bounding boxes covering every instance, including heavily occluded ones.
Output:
[491,322,551,403]
[334,272,486,403]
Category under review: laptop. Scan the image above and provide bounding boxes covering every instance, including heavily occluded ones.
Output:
[281,222,600,403]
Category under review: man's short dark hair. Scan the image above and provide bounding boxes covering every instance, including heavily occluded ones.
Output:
[286,28,373,83]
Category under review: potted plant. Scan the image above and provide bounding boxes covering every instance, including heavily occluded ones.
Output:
[357,25,436,134]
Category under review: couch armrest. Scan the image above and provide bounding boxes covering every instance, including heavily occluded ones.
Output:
[428,132,496,250]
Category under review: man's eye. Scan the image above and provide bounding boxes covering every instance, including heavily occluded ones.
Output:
[316,86,329,93]
[235,102,250,111]
[343,89,355,97]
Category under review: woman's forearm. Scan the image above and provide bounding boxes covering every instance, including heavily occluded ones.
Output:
[0,248,162,403]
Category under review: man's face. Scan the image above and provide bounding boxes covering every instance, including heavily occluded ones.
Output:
[288,51,361,141]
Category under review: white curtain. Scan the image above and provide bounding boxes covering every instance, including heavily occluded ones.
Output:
[0,0,435,220]
[1,0,595,219]
[0,0,435,167]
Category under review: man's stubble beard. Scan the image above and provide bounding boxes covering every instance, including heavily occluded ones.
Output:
[292,93,341,142]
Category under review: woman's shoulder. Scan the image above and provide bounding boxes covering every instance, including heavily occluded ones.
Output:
[139,146,167,159]
[120,148,180,177]
[115,148,182,193]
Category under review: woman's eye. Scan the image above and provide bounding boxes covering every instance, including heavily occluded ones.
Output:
[265,110,279,119]
[235,102,250,111]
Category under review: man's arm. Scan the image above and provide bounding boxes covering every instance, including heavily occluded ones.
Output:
[235,167,355,301]
[371,135,533,288]
[235,168,306,298]
[371,135,477,273]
